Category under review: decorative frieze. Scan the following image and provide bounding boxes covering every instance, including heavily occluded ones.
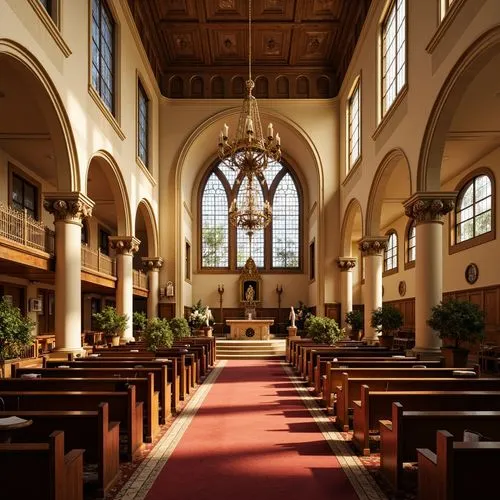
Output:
[404,192,457,224]
[109,236,141,255]
[142,256,164,270]
[358,237,388,257]
[336,257,357,271]
[43,192,94,224]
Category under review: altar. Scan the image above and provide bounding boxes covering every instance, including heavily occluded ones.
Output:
[226,319,274,340]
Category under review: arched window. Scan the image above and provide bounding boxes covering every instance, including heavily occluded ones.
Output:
[200,160,302,271]
[407,220,416,263]
[455,174,492,244]
[384,231,398,272]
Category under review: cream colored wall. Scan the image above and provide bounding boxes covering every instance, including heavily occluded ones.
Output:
[1,0,159,242]
[159,98,340,315]
[339,0,500,225]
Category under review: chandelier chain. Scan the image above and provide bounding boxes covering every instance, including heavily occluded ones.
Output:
[248,0,252,84]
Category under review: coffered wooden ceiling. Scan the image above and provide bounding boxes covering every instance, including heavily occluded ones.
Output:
[127,0,372,99]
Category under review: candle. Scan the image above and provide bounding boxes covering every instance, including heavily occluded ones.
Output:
[275,133,281,145]
[219,131,223,144]
[267,122,274,138]
[223,123,229,137]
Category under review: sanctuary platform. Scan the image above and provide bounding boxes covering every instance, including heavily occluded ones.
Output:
[215,339,286,360]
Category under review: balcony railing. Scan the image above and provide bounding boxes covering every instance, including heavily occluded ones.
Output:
[81,245,116,277]
[0,203,54,254]
[133,269,148,289]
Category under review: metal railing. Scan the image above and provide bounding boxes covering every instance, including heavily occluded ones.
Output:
[81,245,116,276]
[0,203,54,254]
[133,269,148,289]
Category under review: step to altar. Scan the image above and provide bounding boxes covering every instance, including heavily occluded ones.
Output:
[216,339,286,360]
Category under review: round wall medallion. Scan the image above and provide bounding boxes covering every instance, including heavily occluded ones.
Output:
[465,263,479,285]
[245,328,255,338]
[398,280,406,297]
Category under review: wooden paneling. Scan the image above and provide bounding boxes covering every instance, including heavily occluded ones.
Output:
[159,302,176,320]
[324,303,341,323]
[384,298,416,331]
[445,285,500,345]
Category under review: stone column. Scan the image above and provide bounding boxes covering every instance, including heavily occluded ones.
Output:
[336,257,357,329]
[109,236,140,342]
[404,192,456,356]
[359,237,388,344]
[142,257,163,319]
[44,192,94,354]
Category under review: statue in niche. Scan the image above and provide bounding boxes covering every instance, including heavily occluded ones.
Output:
[245,284,255,303]
[289,306,296,328]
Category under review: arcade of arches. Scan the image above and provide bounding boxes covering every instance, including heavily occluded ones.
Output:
[1,0,500,498]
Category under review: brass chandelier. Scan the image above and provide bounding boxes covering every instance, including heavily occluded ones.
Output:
[217,0,281,176]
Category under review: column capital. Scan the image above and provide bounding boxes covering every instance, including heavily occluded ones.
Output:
[358,236,388,257]
[404,192,457,224]
[337,257,357,271]
[43,192,94,223]
[142,256,164,270]
[109,236,141,255]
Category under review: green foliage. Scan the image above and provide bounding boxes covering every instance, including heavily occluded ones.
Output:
[370,304,403,336]
[92,306,128,337]
[202,227,226,267]
[427,299,485,349]
[345,310,364,331]
[132,311,147,331]
[0,297,35,361]
[142,318,173,351]
[169,317,191,340]
[305,315,345,345]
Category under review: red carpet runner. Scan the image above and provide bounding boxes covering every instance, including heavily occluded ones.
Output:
[146,360,359,500]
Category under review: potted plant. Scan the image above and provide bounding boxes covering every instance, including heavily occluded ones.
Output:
[132,311,147,341]
[0,297,35,377]
[371,304,403,349]
[305,316,345,345]
[142,318,173,352]
[427,299,485,368]
[92,306,128,346]
[188,299,208,334]
[169,317,191,340]
[345,310,364,340]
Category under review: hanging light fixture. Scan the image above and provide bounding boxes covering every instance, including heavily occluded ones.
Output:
[217,0,281,176]
[229,174,272,257]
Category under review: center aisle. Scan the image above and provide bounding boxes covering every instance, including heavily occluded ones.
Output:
[143,360,369,500]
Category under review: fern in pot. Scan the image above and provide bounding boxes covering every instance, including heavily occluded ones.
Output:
[370,304,403,348]
[169,317,191,340]
[345,310,364,341]
[142,318,174,352]
[92,306,128,346]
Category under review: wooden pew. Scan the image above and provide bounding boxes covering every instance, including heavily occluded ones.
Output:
[0,374,159,443]
[313,354,418,395]
[0,402,119,497]
[417,430,500,500]
[0,386,143,461]
[70,355,190,399]
[0,430,84,500]
[300,345,395,378]
[37,359,178,414]
[322,365,477,409]
[380,402,500,491]
[334,374,500,430]
[352,387,500,455]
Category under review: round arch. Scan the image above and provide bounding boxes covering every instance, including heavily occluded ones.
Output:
[418,26,500,191]
[135,198,159,256]
[340,198,364,256]
[365,148,412,236]
[0,39,79,191]
[86,150,132,235]
[173,106,325,313]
